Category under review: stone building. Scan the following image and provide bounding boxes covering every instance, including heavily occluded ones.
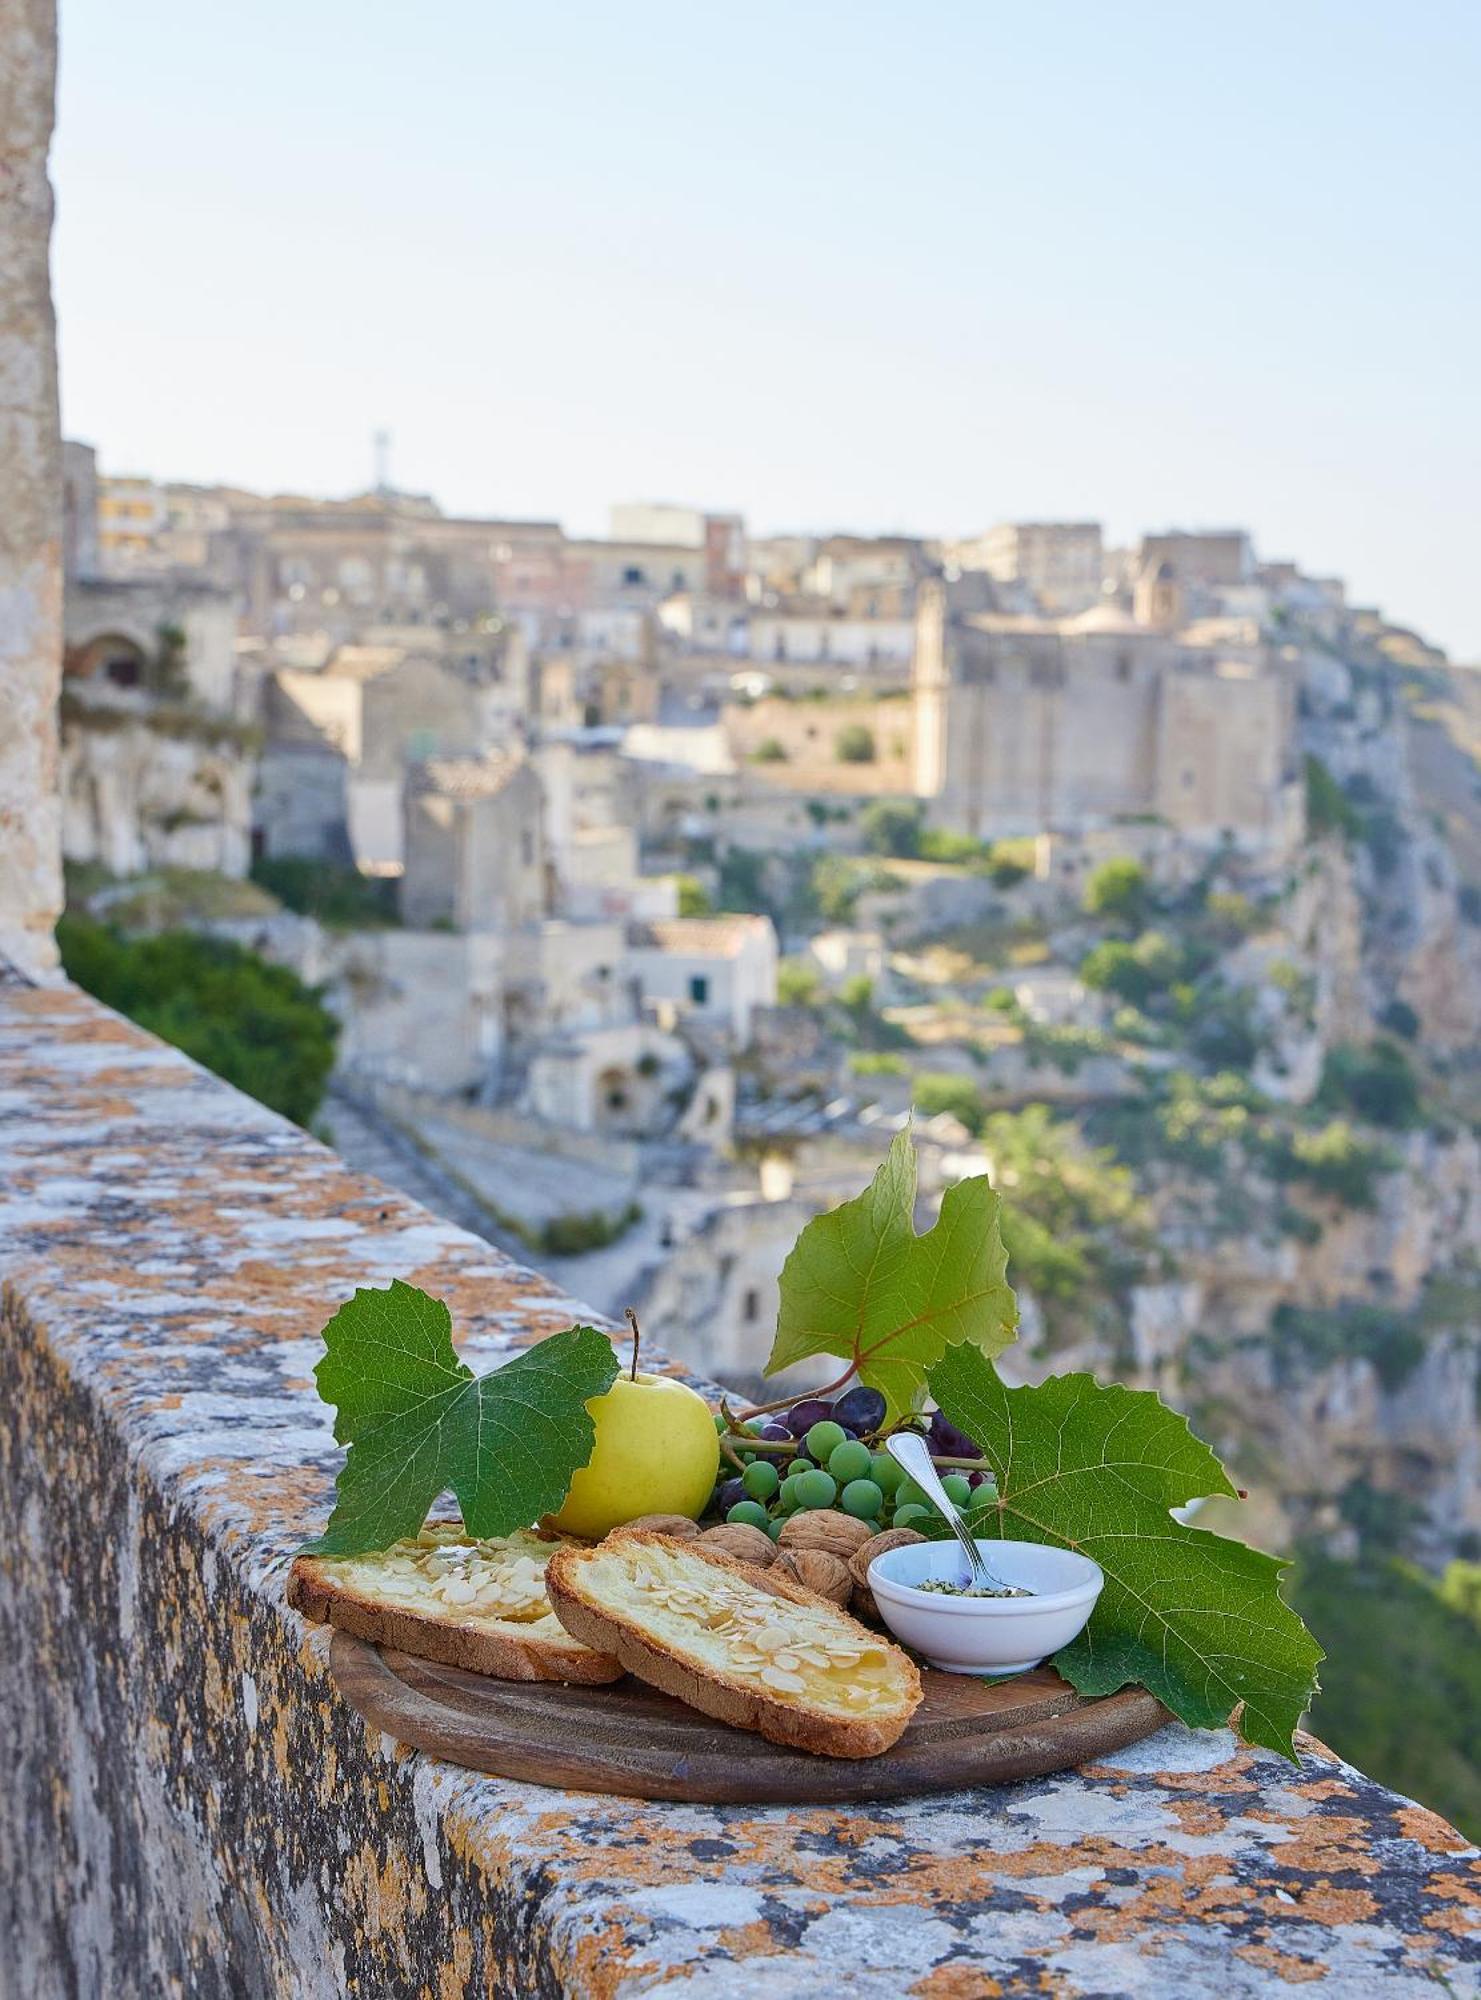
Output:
[624,913,778,1047]
[913,584,1300,851]
[400,750,547,932]
[959,521,1105,615]
[1138,528,1254,588]
[56,447,252,878]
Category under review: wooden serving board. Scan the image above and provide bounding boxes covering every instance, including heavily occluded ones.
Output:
[330,1633,1168,1803]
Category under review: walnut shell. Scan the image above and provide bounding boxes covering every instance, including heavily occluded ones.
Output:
[775,1548,853,1607]
[776,1508,875,1559]
[696,1523,777,1567]
[607,1513,703,1542]
[847,1525,927,1624]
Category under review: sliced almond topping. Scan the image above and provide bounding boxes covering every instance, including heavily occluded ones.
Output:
[760,1666,806,1694]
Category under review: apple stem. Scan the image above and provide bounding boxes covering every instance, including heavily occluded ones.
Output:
[624,1306,641,1383]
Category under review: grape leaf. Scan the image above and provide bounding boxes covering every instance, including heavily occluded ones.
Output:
[928,1345,1323,1758]
[302,1280,619,1555]
[766,1129,1018,1421]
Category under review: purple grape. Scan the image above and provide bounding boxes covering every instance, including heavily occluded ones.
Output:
[833,1386,887,1436]
[929,1411,979,1460]
[718,1477,747,1513]
[759,1422,793,1443]
[967,1470,990,1490]
[784,1398,834,1438]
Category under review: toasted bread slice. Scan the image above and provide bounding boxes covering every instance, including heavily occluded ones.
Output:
[289,1521,622,1684]
[545,1531,922,1757]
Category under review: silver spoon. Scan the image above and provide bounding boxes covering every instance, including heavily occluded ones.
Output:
[885,1431,1014,1593]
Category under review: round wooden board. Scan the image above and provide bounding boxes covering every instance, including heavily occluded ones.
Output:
[330,1633,1169,1803]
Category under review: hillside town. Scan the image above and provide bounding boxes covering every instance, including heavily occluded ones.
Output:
[57,446,1481,1587]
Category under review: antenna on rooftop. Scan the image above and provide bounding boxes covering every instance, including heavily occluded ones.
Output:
[372,428,392,497]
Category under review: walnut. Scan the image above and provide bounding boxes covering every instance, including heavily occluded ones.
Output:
[776,1508,874,1559]
[776,1548,853,1606]
[607,1514,702,1542]
[847,1525,927,1624]
[696,1523,777,1567]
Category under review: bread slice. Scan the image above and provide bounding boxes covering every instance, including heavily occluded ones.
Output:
[545,1531,922,1757]
[289,1521,622,1683]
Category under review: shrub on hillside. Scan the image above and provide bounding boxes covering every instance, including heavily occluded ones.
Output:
[675,874,713,917]
[1292,1551,1481,1843]
[912,1072,986,1134]
[1320,1039,1421,1128]
[834,724,877,764]
[1083,856,1149,923]
[58,915,338,1127]
[860,800,923,858]
[250,855,400,929]
[984,837,1036,887]
[777,959,823,1007]
[1080,930,1183,1007]
[1304,754,1363,840]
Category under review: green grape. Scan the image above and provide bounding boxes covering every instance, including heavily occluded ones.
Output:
[941,1472,973,1508]
[893,1502,932,1531]
[840,1478,884,1520]
[712,1412,729,1434]
[742,1459,780,1501]
[827,1439,873,1485]
[794,1468,838,1510]
[766,1515,784,1541]
[896,1476,929,1511]
[778,1474,802,1512]
[727,1499,771,1531]
[870,1452,904,1495]
[804,1419,847,1464]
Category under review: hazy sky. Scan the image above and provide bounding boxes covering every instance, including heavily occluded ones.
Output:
[54,1,1480,658]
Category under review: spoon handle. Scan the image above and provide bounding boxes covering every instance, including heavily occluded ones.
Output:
[884,1431,1010,1591]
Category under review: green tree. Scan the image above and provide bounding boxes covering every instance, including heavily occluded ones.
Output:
[1292,1551,1481,1842]
[985,837,1036,887]
[835,724,877,764]
[1304,754,1363,840]
[1083,856,1149,923]
[1320,1039,1421,1128]
[1080,930,1183,1007]
[250,856,400,929]
[860,799,923,858]
[912,1072,986,1134]
[777,958,823,1006]
[58,916,338,1127]
[751,737,788,763]
[675,874,713,917]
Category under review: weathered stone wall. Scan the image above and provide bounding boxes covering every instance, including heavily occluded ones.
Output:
[3,981,1478,1997]
[59,698,256,878]
[0,0,62,977]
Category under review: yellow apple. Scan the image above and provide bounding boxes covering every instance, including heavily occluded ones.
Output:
[552,1371,720,1538]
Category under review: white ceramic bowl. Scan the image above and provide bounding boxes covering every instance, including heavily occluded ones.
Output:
[868,1538,1104,1676]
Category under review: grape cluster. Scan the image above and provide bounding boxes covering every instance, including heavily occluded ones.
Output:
[706,1389,997,1540]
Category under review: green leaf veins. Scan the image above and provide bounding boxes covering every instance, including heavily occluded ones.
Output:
[765,1127,1018,1421]
[303,1279,619,1555]
[929,1345,1324,1758]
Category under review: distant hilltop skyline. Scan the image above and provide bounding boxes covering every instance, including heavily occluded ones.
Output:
[71,441,1460,666]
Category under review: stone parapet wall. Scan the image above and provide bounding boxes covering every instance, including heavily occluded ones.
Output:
[2,979,1478,1996]
[0,0,63,977]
